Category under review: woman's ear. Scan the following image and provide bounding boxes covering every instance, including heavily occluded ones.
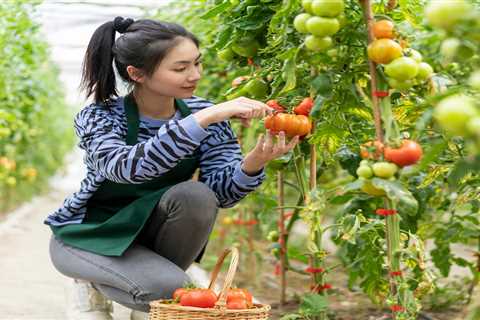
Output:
[126,65,145,83]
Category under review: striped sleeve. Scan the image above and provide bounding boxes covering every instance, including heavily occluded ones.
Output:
[197,120,265,208]
[75,105,209,184]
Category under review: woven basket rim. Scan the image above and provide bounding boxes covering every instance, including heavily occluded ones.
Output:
[150,299,271,313]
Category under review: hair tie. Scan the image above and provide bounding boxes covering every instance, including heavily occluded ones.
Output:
[113,17,134,34]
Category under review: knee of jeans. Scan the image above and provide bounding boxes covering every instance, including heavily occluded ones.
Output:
[166,181,218,223]
[136,271,191,302]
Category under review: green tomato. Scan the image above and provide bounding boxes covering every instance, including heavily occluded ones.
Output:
[267,231,280,242]
[304,35,333,51]
[404,48,422,63]
[337,14,347,28]
[244,79,269,99]
[306,16,340,37]
[372,162,398,179]
[294,13,312,33]
[231,38,260,57]
[302,0,315,14]
[469,70,480,90]
[440,38,460,60]
[434,95,479,135]
[416,62,434,81]
[217,47,235,61]
[230,0,239,5]
[388,78,415,91]
[356,165,373,179]
[467,117,480,136]
[385,57,419,81]
[359,160,370,166]
[311,0,345,17]
[425,0,471,30]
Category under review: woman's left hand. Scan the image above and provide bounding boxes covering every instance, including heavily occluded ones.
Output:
[241,130,299,175]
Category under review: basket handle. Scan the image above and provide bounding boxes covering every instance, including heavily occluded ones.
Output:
[207,247,239,309]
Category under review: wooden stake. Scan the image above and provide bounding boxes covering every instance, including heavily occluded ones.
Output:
[278,171,287,305]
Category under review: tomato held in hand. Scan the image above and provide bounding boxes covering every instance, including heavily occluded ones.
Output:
[264,114,312,137]
[384,140,423,167]
[266,100,285,113]
[293,97,314,116]
[180,289,218,308]
[372,20,395,39]
[367,39,403,64]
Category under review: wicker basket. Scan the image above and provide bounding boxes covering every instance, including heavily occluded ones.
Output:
[149,247,270,319]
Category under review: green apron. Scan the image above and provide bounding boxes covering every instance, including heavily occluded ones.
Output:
[51,94,200,256]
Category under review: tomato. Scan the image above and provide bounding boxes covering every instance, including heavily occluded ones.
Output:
[266,100,285,113]
[425,0,471,30]
[230,0,239,5]
[227,300,248,309]
[360,179,386,196]
[305,35,333,51]
[267,230,280,242]
[231,38,260,57]
[231,76,249,88]
[372,20,395,39]
[388,78,414,91]
[226,288,253,307]
[264,113,312,137]
[356,165,373,179]
[306,17,340,37]
[218,47,235,61]
[384,140,423,167]
[433,95,479,135]
[416,62,434,81]
[469,70,480,90]
[173,288,190,301]
[385,57,419,81]
[311,0,345,17]
[372,162,398,179]
[440,38,461,60]
[404,48,422,63]
[302,0,315,14]
[294,13,311,34]
[360,140,384,160]
[367,39,403,64]
[293,97,314,116]
[467,117,480,136]
[222,216,233,225]
[180,289,218,308]
[244,79,269,99]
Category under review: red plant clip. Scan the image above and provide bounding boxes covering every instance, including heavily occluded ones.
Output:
[305,267,324,274]
[390,305,405,312]
[375,208,397,216]
[389,271,403,277]
[373,91,389,98]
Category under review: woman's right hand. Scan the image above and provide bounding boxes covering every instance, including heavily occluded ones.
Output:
[194,97,273,128]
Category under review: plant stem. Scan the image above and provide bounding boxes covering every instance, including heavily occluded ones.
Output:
[278,171,287,305]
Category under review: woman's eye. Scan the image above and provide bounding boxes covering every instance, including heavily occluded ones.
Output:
[174,68,186,72]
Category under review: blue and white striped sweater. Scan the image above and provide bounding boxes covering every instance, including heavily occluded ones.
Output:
[44,96,265,226]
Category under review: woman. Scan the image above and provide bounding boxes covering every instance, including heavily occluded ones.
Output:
[45,17,299,320]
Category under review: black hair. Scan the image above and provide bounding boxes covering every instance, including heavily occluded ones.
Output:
[80,17,200,104]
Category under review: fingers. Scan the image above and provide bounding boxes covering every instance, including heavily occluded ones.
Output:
[263,130,274,153]
[235,97,273,118]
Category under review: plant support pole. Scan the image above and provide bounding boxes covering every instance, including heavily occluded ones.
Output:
[278,171,287,305]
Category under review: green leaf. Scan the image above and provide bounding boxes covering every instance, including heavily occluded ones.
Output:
[299,293,329,315]
[278,48,299,94]
[371,178,419,216]
[199,2,231,20]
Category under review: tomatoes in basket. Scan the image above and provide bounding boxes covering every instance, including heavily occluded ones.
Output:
[226,288,253,309]
[384,140,423,167]
[172,288,190,301]
[264,113,312,137]
[293,97,314,116]
[179,288,218,308]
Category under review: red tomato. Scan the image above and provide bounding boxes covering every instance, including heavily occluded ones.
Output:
[227,299,248,309]
[180,289,218,308]
[360,140,384,160]
[226,288,253,306]
[293,97,314,116]
[172,288,189,301]
[384,140,423,167]
[266,100,285,113]
[265,113,312,137]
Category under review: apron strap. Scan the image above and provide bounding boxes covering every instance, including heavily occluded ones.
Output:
[123,94,193,146]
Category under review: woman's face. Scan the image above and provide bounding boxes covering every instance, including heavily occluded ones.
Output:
[138,38,203,99]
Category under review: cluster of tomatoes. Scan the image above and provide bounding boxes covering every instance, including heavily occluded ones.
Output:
[294,0,345,52]
[264,98,314,137]
[172,287,254,310]
[367,20,434,91]
[357,140,423,196]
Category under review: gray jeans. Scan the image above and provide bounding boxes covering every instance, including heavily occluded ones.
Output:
[49,181,218,312]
